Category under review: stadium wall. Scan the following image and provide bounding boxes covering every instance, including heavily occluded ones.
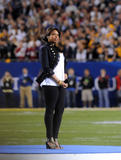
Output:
[0,61,121,108]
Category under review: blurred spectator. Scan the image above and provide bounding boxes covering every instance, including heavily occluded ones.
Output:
[0,28,8,59]
[79,69,94,108]
[14,38,28,60]
[65,0,78,14]
[115,69,121,107]
[76,40,87,62]
[1,71,14,107]
[18,67,33,108]
[96,69,110,108]
[115,1,121,13]
[64,36,77,59]
[26,35,41,60]
[66,68,77,107]
[115,37,121,59]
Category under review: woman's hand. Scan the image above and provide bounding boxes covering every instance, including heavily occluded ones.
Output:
[64,73,68,80]
[61,81,68,88]
[52,74,68,88]
[57,80,68,88]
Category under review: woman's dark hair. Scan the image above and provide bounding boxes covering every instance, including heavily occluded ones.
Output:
[46,26,61,37]
[42,26,61,42]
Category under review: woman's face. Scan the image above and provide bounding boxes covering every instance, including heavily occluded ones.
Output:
[48,30,60,43]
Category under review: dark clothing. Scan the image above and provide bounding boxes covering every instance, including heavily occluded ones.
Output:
[98,76,109,89]
[43,86,65,139]
[41,43,60,71]
[36,43,60,84]
[80,76,94,89]
[2,79,13,92]
[66,75,76,107]
[4,93,13,107]
[2,79,14,107]
[36,42,67,84]
[68,75,76,88]
[65,46,76,59]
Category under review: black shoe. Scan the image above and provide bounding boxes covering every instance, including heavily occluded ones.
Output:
[46,141,56,149]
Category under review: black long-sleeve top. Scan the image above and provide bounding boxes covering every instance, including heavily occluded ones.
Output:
[98,76,109,89]
[80,75,94,89]
[36,42,67,84]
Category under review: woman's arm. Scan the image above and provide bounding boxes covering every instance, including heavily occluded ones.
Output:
[40,46,54,76]
[51,74,68,88]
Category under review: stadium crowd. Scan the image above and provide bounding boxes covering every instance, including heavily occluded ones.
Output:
[0,0,121,62]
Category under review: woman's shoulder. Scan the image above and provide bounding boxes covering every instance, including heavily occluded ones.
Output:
[39,43,50,53]
[40,43,49,48]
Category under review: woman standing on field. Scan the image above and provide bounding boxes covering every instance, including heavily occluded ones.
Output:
[36,26,68,149]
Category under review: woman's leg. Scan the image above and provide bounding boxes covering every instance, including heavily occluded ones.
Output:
[53,87,65,139]
[43,86,59,140]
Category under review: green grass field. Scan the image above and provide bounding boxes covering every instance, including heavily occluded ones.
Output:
[0,108,121,146]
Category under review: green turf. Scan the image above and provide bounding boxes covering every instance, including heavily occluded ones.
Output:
[0,108,121,146]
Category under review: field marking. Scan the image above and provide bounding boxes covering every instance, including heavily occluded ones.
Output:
[0,108,45,112]
[93,121,121,124]
[0,107,121,112]
[0,111,43,115]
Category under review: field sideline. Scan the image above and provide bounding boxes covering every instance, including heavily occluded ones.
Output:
[0,108,121,146]
[1,107,121,111]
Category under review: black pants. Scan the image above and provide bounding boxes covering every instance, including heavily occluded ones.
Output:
[43,86,65,139]
[4,93,13,107]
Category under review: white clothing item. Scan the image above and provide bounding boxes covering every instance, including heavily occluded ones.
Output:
[76,49,87,62]
[68,42,77,49]
[90,11,101,21]
[94,0,101,6]
[28,41,34,48]
[65,5,78,13]
[102,39,110,46]
[16,30,26,42]
[16,42,28,57]
[107,47,114,56]
[0,0,4,11]
[35,40,41,47]
[116,5,121,13]
[101,27,108,35]
[41,53,65,87]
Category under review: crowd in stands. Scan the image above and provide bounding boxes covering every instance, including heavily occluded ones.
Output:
[0,0,121,62]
